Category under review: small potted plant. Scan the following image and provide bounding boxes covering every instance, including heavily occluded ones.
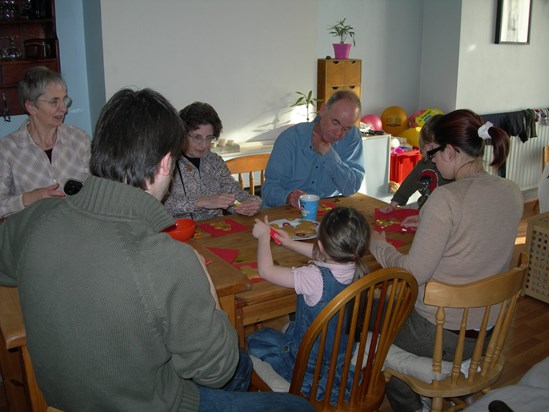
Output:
[290,90,322,122]
[328,18,356,59]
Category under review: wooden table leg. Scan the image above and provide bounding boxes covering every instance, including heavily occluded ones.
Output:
[219,295,236,328]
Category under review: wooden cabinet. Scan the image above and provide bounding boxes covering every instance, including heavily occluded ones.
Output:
[317,58,361,107]
[0,0,60,118]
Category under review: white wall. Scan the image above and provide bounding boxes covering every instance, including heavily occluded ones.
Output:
[2,0,547,140]
[99,0,317,143]
[317,0,424,117]
[418,0,461,113]
[455,0,549,113]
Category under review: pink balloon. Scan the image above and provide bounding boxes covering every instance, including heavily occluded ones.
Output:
[361,114,383,131]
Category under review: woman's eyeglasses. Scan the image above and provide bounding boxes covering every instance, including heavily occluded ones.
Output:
[427,146,444,160]
[189,134,217,145]
[33,96,72,108]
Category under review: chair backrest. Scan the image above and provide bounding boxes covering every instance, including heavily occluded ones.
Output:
[289,268,418,411]
[543,145,549,168]
[385,253,528,411]
[225,154,270,196]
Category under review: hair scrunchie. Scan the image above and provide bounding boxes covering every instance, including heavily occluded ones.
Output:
[478,121,493,140]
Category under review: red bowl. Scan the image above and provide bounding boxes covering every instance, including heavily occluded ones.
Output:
[164,219,196,242]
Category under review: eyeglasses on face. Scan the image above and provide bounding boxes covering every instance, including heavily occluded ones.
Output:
[33,96,72,108]
[189,134,218,145]
[427,145,444,160]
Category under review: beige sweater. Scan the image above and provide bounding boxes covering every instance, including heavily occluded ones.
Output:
[370,174,523,330]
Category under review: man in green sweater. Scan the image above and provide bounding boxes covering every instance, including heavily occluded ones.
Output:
[0,88,313,411]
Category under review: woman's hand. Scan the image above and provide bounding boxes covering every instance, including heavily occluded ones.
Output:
[401,215,420,229]
[195,193,236,210]
[22,183,65,207]
[235,198,261,216]
[379,201,398,214]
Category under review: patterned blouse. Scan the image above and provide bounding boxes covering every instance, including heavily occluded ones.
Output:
[163,151,261,220]
[0,120,90,218]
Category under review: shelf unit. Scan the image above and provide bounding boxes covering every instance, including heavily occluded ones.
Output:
[317,58,361,108]
[0,0,59,118]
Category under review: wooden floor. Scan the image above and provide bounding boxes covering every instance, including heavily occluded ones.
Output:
[1,202,547,412]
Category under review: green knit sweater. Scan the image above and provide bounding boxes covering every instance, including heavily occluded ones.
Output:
[0,176,239,411]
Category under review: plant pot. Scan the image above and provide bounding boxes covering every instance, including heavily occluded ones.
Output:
[333,43,352,59]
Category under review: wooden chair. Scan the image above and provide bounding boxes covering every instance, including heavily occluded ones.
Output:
[383,253,528,412]
[250,267,418,411]
[226,153,270,195]
[534,145,549,211]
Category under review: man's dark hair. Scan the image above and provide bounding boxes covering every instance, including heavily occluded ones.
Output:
[90,88,185,189]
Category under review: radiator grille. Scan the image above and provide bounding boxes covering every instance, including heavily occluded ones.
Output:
[483,123,549,190]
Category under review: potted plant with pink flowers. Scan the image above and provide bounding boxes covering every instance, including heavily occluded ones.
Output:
[329,18,356,59]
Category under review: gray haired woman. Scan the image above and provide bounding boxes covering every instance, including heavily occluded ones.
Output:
[0,66,90,218]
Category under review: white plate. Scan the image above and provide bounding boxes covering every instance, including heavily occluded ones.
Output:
[270,219,319,241]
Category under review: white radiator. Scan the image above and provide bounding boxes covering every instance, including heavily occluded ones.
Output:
[483,123,549,190]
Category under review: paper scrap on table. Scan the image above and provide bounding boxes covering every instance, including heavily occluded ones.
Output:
[233,262,264,283]
[206,247,239,264]
[198,218,249,237]
[374,208,419,233]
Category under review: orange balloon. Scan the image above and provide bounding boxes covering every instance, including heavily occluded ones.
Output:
[381,106,408,136]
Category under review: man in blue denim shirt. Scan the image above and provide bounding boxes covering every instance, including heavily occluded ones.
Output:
[262,90,364,208]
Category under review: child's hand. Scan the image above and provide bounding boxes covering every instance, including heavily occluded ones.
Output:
[271,227,291,246]
[252,216,271,240]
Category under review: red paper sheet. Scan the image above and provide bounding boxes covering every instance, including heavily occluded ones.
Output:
[198,218,249,237]
[206,247,239,264]
[317,201,338,218]
[374,208,419,232]
[233,262,264,283]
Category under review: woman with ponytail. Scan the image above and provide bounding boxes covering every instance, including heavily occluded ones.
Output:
[370,109,523,412]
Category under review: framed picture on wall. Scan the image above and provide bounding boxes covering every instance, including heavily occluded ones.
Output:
[495,0,532,44]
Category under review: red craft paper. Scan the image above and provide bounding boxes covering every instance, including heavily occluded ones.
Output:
[233,262,264,283]
[374,208,419,232]
[198,218,249,237]
[317,201,338,218]
[206,247,239,264]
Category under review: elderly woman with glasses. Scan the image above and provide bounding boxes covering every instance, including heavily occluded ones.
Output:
[0,66,90,219]
[369,109,523,412]
[163,102,261,220]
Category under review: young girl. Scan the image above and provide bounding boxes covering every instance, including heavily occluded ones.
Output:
[247,206,370,401]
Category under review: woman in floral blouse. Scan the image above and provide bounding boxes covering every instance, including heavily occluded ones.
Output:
[163,102,261,220]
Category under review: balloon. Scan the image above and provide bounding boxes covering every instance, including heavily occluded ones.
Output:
[381,106,408,136]
[408,109,425,128]
[416,107,444,127]
[360,114,382,131]
[397,127,421,148]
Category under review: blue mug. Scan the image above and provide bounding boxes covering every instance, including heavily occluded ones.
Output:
[298,194,320,221]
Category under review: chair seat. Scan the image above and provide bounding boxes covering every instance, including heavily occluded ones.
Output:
[250,355,290,392]
[383,343,475,384]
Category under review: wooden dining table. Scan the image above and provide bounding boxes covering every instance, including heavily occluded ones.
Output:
[0,192,414,411]
[188,193,415,347]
